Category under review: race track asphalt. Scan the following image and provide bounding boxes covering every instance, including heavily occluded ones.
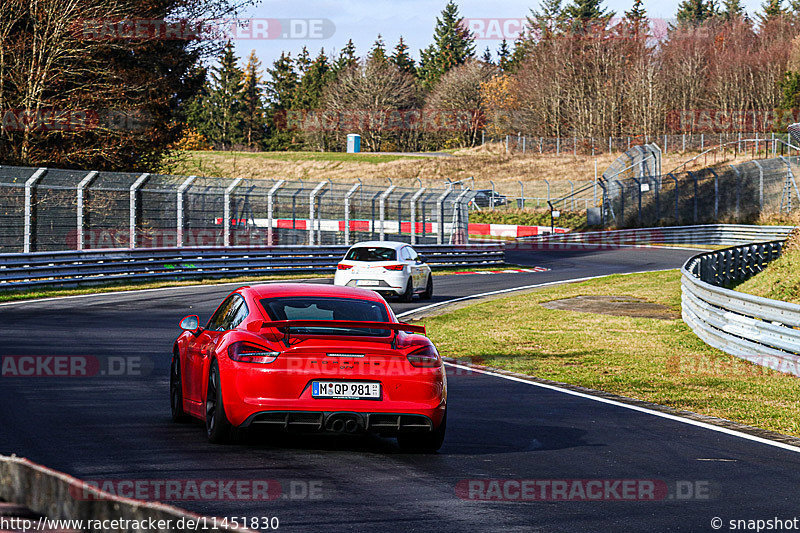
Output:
[2,245,798,532]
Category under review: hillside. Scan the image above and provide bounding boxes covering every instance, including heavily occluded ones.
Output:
[737,223,800,305]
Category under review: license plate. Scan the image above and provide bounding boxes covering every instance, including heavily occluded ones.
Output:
[357,279,379,286]
[312,381,381,399]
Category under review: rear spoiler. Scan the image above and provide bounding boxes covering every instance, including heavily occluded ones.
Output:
[248,319,426,348]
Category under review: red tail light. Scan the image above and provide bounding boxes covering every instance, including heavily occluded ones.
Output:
[228,342,280,364]
[337,263,353,270]
[383,264,405,271]
[406,345,441,367]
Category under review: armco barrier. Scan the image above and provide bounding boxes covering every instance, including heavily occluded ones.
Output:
[519,224,795,247]
[0,244,504,290]
[0,455,252,533]
[681,241,800,376]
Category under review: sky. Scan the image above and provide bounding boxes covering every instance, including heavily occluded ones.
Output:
[225,0,769,68]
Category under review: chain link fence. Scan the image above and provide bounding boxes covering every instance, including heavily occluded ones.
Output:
[0,166,476,254]
[482,132,797,156]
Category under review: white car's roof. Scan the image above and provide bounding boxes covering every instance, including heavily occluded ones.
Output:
[349,241,409,250]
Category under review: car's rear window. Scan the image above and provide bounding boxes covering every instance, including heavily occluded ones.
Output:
[345,247,396,262]
[259,297,390,336]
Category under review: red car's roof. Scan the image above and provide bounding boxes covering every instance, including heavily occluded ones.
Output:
[245,283,386,302]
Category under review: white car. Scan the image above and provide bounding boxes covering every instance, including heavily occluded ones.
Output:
[333,241,433,301]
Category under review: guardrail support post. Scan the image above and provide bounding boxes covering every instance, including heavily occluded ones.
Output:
[378,185,396,241]
[23,168,47,254]
[266,179,286,246]
[129,173,150,249]
[308,181,327,246]
[343,181,361,246]
[176,175,197,248]
[223,177,243,247]
[76,171,98,251]
[410,187,427,245]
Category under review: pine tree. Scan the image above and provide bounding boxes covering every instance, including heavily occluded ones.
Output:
[205,42,246,150]
[368,35,388,64]
[335,39,358,72]
[482,47,493,64]
[292,49,331,110]
[241,50,266,148]
[564,0,612,21]
[264,52,299,150]
[676,0,717,25]
[497,39,511,71]
[759,0,785,24]
[390,37,417,75]
[721,0,746,19]
[624,0,648,35]
[417,1,476,89]
[529,0,566,37]
[296,46,311,74]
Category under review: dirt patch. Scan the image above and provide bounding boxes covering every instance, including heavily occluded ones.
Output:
[540,295,679,320]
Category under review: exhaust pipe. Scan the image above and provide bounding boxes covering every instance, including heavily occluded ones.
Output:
[331,419,345,433]
[344,419,358,433]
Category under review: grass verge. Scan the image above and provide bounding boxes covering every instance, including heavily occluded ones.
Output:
[736,228,800,305]
[424,270,800,437]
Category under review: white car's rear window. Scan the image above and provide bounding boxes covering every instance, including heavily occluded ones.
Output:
[345,247,396,262]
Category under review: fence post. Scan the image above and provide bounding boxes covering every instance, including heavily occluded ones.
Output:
[522,135,526,154]
[709,168,719,220]
[688,171,698,224]
[23,168,47,254]
[176,175,197,248]
[436,187,453,245]
[76,170,98,251]
[556,137,560,155]
[609,136,612,153]
[683,133,686,152]
[669,173,679,223]
[223,177,243,247]
[505,135,509,153]
[266,179,286,246]
[451,188,472,245]
[518,180,524,208]
[730,165,741,221]
[753,160,764,210]
[544,179,550,202]
[664,134,668,154]
[410,187,427,245]
[568,180,575,210]
[343,181,361,246]
[378,184,396,241]
[308,181,327,246]
[489,180,496,209]
[129,173,150,249]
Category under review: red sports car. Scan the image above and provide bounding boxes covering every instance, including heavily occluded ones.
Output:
[171,283,447,451]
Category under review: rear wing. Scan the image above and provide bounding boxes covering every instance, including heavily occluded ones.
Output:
[249,319,425,348]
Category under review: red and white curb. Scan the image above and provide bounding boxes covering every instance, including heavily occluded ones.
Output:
[453,267,550,275]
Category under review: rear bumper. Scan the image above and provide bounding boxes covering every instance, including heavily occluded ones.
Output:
[240,410,440,435]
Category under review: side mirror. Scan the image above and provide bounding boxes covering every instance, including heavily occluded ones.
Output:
[418,255,428,263]
[179,315,200,332]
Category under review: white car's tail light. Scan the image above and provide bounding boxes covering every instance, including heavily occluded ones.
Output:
[337,263,353,270]
[228,342,280,364]
[383,264,405,271]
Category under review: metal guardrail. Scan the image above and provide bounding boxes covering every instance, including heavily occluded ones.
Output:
[681,241,800,376]
[0,244,505,290]
[519,224,796,247]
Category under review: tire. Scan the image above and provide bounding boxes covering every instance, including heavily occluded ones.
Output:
[421,275,433,300]
[397,410,446,453]
[170,353,189,422]
[399,277,414,302]
[206,360,234,444]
